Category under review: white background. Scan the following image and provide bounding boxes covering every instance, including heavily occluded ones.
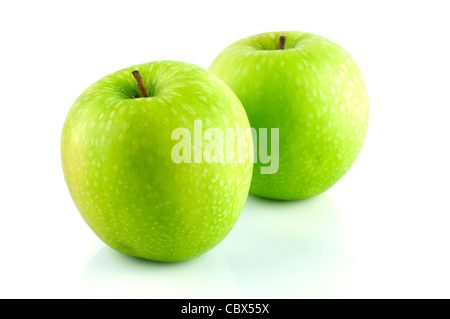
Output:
[1,0,449,299]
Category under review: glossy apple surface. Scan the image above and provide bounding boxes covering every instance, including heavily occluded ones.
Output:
[209,31,369,200]
[61,61,253,262]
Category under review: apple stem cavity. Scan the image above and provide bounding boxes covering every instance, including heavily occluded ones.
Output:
[279,35,287,50]
[132,70,149,98]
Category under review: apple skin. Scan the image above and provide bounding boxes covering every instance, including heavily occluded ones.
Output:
[61,61,253,262]
[209,31,369,200]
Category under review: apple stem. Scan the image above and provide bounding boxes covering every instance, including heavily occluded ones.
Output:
[279,35,287,50]
[132,70,149,98]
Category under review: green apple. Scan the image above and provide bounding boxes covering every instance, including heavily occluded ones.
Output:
[209,31,369,200]
[61,61,253,262]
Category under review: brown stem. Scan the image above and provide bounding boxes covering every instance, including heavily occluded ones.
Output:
[279,35,287,50]
[132,70,148,97]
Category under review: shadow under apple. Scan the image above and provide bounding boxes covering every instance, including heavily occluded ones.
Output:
[75,193,353,298]
[216,193,355,298]
[74,244,238,298]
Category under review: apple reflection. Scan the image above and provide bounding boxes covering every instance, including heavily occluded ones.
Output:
[218,193,355,298]
[75,193,353,298]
